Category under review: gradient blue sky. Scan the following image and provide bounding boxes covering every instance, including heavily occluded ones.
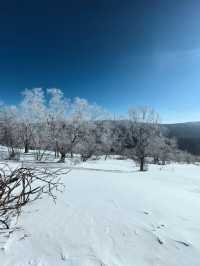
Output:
[0,0,200,123]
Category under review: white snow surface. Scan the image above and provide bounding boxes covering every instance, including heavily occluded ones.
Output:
[0,157,200,266]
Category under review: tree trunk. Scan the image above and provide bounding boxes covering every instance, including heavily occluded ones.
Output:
[55,141,59,158]
[140,157,145,171]
[154,156,159,164]
[162,160,166,165]
[24,141,29,153]
[9,147,15,160]
[59,152,66,163]
[54,148,59,158]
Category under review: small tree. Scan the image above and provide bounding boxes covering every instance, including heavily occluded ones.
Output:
[0,105,21,160]
[158,137,177,165]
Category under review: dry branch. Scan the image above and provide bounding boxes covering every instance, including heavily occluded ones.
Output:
[0,164,67,230]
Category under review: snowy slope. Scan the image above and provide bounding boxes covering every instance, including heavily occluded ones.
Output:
[0,159,200,266]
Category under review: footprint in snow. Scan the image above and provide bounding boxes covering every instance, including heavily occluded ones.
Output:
[175,240,190,247]
[109,199,119,209]
[28,259,46,266]
[156,236,164,245]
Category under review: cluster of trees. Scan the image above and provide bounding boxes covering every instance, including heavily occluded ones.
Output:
[0,88,110,160]
[0,88,194,171]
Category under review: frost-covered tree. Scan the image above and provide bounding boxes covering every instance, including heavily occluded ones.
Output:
[127,107,160,171]
[65,98,104,159]
[47,88,69,158]
[31,123,51,161]
[175,149,195,164]
[0,105,21,159]
[94,121,114,160]
[150,134,177,165]
[76,122,98,161]
[18,88,46,153]
[55,97,110,162]
[52,97,90,162]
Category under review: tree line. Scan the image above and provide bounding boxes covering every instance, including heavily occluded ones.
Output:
[0,88,194,171]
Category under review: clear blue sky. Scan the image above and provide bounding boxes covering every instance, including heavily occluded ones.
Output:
[0,0,200,123]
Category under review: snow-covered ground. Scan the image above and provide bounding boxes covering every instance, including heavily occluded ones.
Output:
[0,156,200,266]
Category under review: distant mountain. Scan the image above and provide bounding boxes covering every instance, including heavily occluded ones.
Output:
[164,122,200,138]
[164,122,200,155]
[105,120,200,155]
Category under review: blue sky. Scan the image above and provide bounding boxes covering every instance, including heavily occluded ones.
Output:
[0,0,200,123]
